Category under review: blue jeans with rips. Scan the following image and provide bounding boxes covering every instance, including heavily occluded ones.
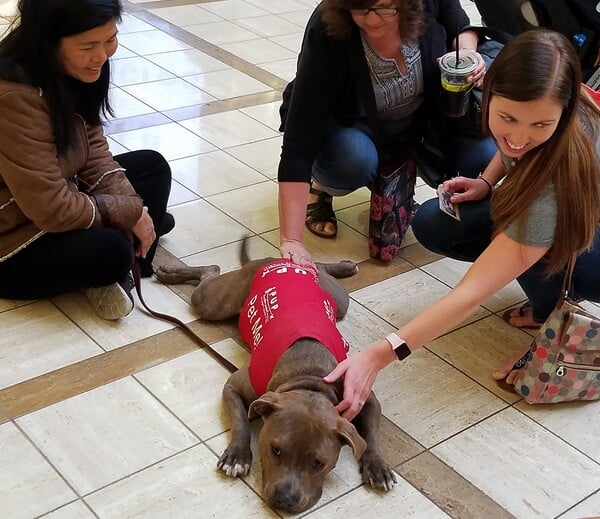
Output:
[412,196,600,322]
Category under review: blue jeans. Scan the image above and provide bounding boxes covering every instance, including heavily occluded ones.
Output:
[412,197,600,322]
[312,121,496,196]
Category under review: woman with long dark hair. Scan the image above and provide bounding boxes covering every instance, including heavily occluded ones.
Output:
[0,0,174,319]
[325,30,600,419]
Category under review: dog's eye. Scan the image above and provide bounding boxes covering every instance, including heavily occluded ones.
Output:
[311,459,325,471]
[271,446,281,457]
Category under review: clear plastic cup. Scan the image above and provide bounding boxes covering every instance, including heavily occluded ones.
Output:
[439,49,478,117]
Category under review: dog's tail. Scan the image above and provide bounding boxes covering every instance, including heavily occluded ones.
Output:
[240,235,251,266]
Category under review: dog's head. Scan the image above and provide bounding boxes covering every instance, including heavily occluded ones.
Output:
[249,390,366,514]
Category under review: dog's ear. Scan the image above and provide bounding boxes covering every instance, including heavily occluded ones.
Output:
[248,392,282,419]
[335,417,367,460]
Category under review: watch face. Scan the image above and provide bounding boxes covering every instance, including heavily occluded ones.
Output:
[394,342,411,361]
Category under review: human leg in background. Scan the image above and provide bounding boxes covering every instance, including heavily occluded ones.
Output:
[444,133,498,178]
[115,150,172,276]
[307,122,378,238]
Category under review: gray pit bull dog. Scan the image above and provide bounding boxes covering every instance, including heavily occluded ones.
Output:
[156,246,397,514]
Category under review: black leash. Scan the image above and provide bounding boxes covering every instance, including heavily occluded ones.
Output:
[131,262,239,373]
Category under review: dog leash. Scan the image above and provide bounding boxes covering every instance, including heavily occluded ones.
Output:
[131,262,239,373]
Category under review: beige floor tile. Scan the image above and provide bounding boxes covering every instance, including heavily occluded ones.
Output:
[0,422,76,519]
[107,136,129,155]
[248,0,312,16]
[117,30,191,55]
[107,87,155,119]
[235,14,302,38]
[149,5,223,27]
[304,478,450,518]
[207,181,279,234]
[183,235,279,273]
[123,77,216,111]
[170,150,268,197]
[261,224,373,264]
[118,12,155,34]
[422,257,526,313]
[515,399,600,463]
[43,500,95,519]
[336,299,396,354]
[278,8,313,27]
[0,301,103,390]
[225,136,283,179]
[374,349,506,447]
[201,0,269,20]
[52,278,197,351]
[397,451,515,519]
[260,57,298,81]
[432,408,600,518]
[186,20,259,45]
[111,56,174,86]
[136,341,250,439]
[269,32,304,53]
[184,68,271,100]
[112,44,136,59]
[168,179,198,207]
[351,268,489,330]
[239,100,282,131]
[181,110,280,149]
[159,199,251,258]
[85,444,277,518]
[427,315,533,402]
[17,377,198,495]
[145,48,230,77]
[222,38,297,65]
[109,122,216,161]
[560,491,600,519]
[0,297,35,313]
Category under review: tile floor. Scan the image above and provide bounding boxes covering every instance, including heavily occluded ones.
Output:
[1,1,599,518]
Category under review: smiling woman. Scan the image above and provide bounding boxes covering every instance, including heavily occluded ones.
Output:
[57,19,119,83]
[0,0,174,320]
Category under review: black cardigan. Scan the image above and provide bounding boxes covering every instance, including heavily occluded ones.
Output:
[278,0,470,183]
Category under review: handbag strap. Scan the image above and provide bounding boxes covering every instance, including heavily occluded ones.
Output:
[557,253,578,307]
[131,262,239,374]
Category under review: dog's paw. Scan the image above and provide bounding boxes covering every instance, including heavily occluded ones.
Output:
[217,444,252,478]
[360,453,398,491]
[154,265,187,284]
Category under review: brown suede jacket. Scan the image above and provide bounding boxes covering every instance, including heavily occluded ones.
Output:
[0,78,143,261]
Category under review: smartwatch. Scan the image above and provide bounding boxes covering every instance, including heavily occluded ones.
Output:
[385,332,411,361]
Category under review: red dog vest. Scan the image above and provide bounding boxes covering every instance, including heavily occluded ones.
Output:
[239,260,349,396]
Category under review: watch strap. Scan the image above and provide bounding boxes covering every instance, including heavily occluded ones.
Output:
[386,332,411,361]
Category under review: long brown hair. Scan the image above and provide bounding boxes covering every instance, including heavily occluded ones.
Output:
[321,0,426,41]
[481,29,600,274]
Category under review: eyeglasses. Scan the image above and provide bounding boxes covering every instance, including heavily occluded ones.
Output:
[350,7,400,18]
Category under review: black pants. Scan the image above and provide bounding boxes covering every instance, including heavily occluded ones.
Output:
[0,150,171,299]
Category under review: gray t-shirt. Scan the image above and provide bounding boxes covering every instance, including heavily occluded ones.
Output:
[501,123,600,247]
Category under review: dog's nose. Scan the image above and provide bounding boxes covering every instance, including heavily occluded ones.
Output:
[272,484,300,511]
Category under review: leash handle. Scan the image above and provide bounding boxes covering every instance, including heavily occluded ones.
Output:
[131,263,239,373]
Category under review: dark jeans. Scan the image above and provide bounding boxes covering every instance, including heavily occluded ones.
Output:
[0,150,171,299]
[312,120,496,196]
[412,196,600,322]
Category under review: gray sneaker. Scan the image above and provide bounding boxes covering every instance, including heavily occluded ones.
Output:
[83,280,134,320]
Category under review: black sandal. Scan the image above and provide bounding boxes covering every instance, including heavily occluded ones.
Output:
[305,186,338,239]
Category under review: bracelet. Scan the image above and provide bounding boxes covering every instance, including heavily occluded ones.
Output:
[477,174,493,195]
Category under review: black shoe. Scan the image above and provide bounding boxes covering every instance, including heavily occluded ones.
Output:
[158,213,175,237]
